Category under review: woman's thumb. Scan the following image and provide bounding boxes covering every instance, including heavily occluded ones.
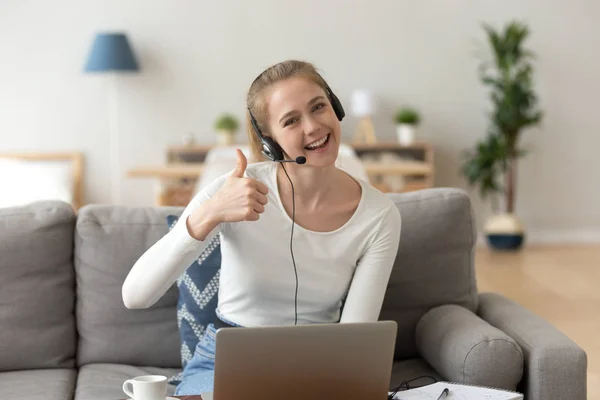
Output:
[232,149,247,178]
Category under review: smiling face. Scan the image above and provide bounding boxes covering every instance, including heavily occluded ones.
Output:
[264,76,341,167]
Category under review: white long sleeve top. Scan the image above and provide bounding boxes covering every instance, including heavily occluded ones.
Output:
[122,161,402,327]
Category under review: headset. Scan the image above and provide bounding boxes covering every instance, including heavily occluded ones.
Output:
[246,73,345,326]
[247,82,345,163]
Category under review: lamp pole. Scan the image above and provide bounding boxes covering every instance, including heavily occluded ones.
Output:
[108,73,120,204]
[83,32,140,205]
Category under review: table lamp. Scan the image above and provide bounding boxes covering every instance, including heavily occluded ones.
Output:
[350,89,377,144]
[84,32,140,204]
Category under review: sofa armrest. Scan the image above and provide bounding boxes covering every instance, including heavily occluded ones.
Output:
[478,292,587,400]
[416,304,524,391]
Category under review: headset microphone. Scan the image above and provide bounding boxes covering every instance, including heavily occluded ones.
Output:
[278,156,306,164]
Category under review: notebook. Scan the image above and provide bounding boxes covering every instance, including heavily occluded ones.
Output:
[389,381,523,400]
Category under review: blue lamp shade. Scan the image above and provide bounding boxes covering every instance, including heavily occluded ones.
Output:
[84,33,139,72]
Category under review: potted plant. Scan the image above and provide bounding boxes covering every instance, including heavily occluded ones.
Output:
[214,113,239,145]
[394,107,421,145]
[461,20,543,251]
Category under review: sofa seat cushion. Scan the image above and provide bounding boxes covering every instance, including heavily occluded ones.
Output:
[390,358,441,391]
[0,368,77,399]
[74,363,180,400]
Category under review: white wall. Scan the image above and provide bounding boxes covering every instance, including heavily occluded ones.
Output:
[1,0,599,243]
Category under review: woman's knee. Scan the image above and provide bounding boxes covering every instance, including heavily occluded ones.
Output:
[174,370,215,395]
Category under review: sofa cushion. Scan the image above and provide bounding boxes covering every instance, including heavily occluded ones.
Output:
[0,200,77,371]
[0,368,77,400]
[416,304,524,390]
[74,363,179,400]
[380,188,478,360]
[74,204,184,368]
[166,214,221,385]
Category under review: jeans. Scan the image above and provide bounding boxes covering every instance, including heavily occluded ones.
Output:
[174,314,242,396]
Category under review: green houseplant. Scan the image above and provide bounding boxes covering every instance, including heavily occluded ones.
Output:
[394,107,421,145]
[461,20,543,250]
[214,113,240,145]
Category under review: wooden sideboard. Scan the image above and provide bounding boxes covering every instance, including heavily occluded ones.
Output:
[128,141,434,206]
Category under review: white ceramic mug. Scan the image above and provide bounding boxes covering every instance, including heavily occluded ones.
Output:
[122,375,167,400]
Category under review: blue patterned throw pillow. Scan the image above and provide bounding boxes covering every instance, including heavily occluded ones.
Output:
[166,215,221,385]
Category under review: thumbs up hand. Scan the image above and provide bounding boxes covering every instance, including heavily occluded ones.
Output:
[231,148,248,178]
[204,149,270,223]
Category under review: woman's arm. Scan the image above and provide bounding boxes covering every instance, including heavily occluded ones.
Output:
[339,205,402,323]
[121,174,228,310]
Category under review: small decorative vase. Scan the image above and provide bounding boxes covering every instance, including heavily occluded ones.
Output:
[181,132,196,146]
[217,130,236,145]
[396,124,415,145]
[484,213,526,250]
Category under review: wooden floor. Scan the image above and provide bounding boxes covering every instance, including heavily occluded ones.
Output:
[475,245,599,400]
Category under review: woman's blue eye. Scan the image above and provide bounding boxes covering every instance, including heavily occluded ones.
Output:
[284,104,325,126]
[284,118,298,127]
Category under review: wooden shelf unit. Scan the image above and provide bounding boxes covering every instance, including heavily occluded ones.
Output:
[128,141,434,205]
[349,141,434,193]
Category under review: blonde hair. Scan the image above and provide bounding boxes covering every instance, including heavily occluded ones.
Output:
[246,60,330,162]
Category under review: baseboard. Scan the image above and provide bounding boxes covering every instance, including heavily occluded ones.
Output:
[476,229,600,247]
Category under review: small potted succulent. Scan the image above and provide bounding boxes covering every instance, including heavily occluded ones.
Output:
[394,107,421,145]
[214,113,240,145]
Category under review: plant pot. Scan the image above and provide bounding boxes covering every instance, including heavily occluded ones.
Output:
[216,130,236,145]
[484,212,526,251]
[396,124,416,145]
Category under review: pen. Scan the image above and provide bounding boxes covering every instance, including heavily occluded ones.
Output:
[437,388,449,399]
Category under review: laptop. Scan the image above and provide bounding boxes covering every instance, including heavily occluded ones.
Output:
[201,320,397,400]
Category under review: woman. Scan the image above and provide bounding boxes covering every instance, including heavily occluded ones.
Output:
[121,60,402,395]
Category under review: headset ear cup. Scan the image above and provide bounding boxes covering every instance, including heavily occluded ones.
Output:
[249,107,285,162]
[328,90,345,121]
[261,136,284,162]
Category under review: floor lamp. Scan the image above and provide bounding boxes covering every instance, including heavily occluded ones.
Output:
[84,32,140,205]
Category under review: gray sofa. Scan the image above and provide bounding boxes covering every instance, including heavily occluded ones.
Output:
[0,188,586,400]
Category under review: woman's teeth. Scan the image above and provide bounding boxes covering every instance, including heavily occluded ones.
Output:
[305,134,329,150]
